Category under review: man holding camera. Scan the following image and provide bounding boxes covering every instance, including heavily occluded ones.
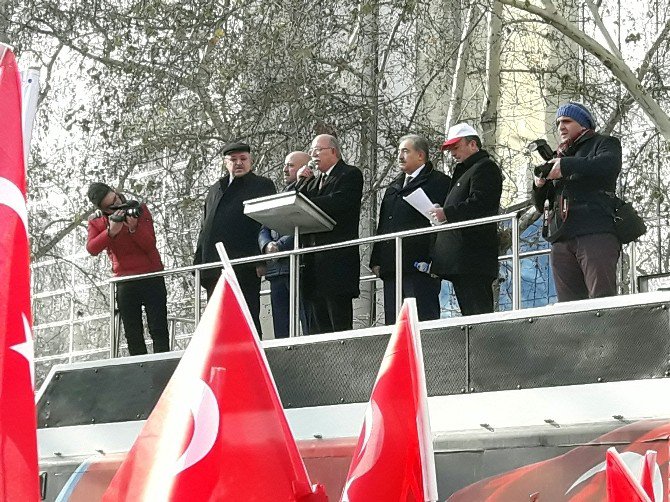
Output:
[532,102,621,302]
[86,182,170,355]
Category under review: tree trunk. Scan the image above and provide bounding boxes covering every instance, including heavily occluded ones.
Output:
[480,1,503,150]
[497,0,670,141]
[446,4,478,132]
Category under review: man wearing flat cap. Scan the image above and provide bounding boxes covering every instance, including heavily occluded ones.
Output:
[429,123,503,316]
[86,182,170,355]
[194,142,276,335]
[532,102,621,302]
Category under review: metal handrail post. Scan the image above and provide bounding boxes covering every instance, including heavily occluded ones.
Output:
[109,281,116,358]
[395,236,403,318]
[289,225,300,337]
[194,269,201,326]
[512,213,521,310]
[630,241,638,294]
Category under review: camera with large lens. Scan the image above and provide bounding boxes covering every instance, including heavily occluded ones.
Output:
[108,200,142,222]
[528,139,555,179]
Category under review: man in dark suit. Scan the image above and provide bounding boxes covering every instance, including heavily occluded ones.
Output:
[429,123,503,316]
[258,151,311,338]
[194,142,276,334]
[370,134,451,324]
[296,134,364,334]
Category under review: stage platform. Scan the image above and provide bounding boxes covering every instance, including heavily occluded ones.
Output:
[36,292,670,500]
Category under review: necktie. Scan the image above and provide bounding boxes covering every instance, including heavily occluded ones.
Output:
[319,173,328,190]
[403,175,412,187]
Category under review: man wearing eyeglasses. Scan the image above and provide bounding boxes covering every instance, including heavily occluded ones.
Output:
[86,182,170,355]
[194,142,276,336]
[296,134,364,334]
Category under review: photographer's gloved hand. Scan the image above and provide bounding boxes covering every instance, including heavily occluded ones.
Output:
[108,211,125,238]
[126,215,139,234]
[547,158,562,180]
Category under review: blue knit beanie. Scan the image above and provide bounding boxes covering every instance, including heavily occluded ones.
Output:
[556,102,596,129]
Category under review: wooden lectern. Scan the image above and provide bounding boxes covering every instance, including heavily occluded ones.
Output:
[244,191,335,337]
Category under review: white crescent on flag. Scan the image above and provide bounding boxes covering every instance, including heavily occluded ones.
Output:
[173,377,220,475]
[0,176,28,237]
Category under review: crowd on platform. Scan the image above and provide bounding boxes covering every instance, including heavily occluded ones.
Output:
[85,102,623,351]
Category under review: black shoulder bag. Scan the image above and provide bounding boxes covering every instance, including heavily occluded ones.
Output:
[606,193,646,244]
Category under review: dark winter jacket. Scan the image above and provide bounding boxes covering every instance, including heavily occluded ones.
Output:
[431,149,502,279]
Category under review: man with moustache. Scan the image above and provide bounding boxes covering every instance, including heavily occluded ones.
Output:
[532,102,621,301]
[194,142,276,335]
[429,123,503,316]
[370,134,450,324]
[296,134,364,334]
[258,151,311,338]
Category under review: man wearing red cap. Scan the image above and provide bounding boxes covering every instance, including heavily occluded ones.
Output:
[532,102,621,302]
[429,123,503,316]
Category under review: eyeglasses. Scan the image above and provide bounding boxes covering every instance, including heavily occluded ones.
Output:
[308,146,333,155]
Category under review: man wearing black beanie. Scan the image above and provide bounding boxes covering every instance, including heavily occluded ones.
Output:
[86,183,170,355]
[532,102,622,302]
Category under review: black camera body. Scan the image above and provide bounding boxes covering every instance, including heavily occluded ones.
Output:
[108,200,142,222]
[528,139,555,179]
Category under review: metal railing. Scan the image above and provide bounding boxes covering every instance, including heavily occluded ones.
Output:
[106,210,638,356]
[108,211,507,355]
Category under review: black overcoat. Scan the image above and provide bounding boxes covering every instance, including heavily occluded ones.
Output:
[431,149,502,279]
[194,171,276,281]
[369,163,451,279]
[300,159,364,298]
[532,133,621,242]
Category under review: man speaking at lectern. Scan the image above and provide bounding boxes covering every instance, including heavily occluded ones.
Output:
[296,134,364,334]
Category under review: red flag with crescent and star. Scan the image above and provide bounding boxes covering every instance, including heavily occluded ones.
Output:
[0,46,39,501]
[103,268,328,501]
[340,298,438,501]
[447,419,670,501]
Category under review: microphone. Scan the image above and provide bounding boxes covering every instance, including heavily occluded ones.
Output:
[294,159,318,190]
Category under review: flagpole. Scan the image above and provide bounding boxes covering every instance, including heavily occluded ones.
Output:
[0,42,11,65]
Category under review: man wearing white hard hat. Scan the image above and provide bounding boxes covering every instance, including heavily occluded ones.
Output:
[429,123,503,315]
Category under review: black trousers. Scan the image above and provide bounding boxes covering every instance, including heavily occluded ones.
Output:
[305,295,353,335]
[268,275,308,338]
[116,276,170,355]
[203,265,262,337]
[449,274,496,316]
[382,273,442,325]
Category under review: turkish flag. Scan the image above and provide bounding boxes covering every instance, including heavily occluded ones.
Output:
[447,419,670,501]
[341,298,438,501]
[0,47,39,501]
[640,450,657,500]
[103,269,327,501]
[606,447,652,501]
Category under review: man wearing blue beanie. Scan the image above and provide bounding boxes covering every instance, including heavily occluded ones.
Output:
[531,102,622,301]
